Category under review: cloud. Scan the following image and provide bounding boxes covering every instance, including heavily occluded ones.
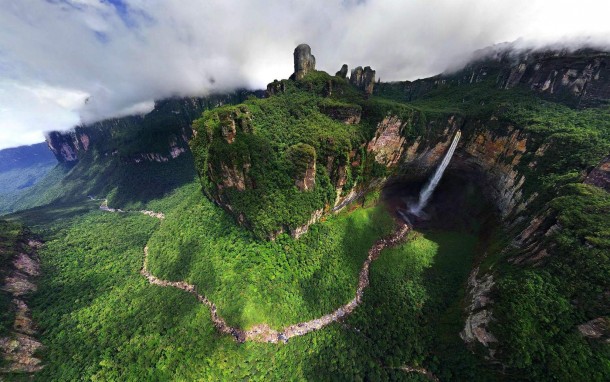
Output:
[1,0,609,149]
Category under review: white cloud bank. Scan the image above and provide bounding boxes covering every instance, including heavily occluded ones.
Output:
[1,0,610,149]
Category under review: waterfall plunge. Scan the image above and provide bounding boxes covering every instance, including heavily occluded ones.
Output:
[409,130,461,217]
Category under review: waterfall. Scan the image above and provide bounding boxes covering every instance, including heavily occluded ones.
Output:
[409,130,461,216]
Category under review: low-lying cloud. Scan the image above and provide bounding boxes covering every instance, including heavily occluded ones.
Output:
[1,0,609,149]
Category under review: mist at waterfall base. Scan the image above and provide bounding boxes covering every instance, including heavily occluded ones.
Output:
[408,131,462,218]
[382,177,495,236]
[381,128,500,247]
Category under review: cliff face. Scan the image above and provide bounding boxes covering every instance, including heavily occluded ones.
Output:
[291,44,316,81]
[497,49,609,107]
[45,130,89,163]
[192,44,610,245]
[0,222,43,374]
[197,105,543,239]
[383,114,542,220]
[350,66,376,96]
[375,48,610,108]
[45,91,260,164]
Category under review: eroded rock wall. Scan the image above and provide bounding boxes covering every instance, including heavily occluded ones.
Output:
[0,237,43,374]
[395,115,544,220]
[375,48,610,107]
[45,130,90,163]
[45,92,260,165]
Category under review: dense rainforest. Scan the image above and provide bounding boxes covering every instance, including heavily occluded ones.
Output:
[1,45,608,381]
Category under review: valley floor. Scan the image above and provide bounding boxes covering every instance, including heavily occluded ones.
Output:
[4,182,493,381]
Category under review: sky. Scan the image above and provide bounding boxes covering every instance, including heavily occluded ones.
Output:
[1,0,610,149]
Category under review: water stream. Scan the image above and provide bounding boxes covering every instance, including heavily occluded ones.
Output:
[409,130,461,216]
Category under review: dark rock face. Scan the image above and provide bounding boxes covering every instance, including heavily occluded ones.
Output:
[336,64,348,78]
[319,104,361,124]
[45,130,89,163]
[350,66,376,96]
[291,44,316,80]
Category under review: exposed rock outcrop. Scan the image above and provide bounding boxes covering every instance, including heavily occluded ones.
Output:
[1,238,43,374]
[319,103,362,124]
[45,91,261,165]
[461,126,529,217]
[350,66,376,96]
[287,143,317,191]
[291,208,324,239]
[510,210,561,266]
[218,161,249,192]
[45,130,90,163]
[398,115,538,219]
[367,116,407,166]
[497,50,609,107]
[577,317,610,342]
[266,80,286,97]
[291,44,316,81]
[336,64,348,78]
[375,47,610,107]
[296,161,316,191]
[584,155,610,191]
[461,267,497,357]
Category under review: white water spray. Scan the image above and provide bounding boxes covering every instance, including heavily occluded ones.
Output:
[409,130,461,216]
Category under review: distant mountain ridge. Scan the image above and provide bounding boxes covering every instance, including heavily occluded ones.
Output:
[0,142,56,173]
[0,143,57,214]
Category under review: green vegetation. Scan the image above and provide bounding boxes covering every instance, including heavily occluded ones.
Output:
[6,153,197,214]
[0,141,57,214]
[494,270,609,381]
[3,58,609,380]
[146,183,394,329]
[490,184,610,380]
[373,75,610,379]
[348,231,496,381]
[8,189,486,380]
[0,163,57,214]
[384,80,610,379]
[387,79,610,200]
[191,71,419,238]
[1,93,257,217]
